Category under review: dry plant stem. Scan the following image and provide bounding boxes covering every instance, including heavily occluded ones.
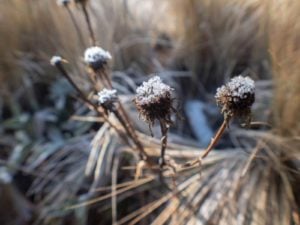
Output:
[97,68,147,159]
[80,3,96,46]
[54,62,131,146]
[65,5,86,49]
[88,71,101,91]
[201,116,231,159]
[96,70,111,89]
[112,108,148,159]
[56,62,92,105]
[157,120,176,191]
[159,119,169,169]
[117,102,147,158]
[98,69,113,88]
[184,115,231,167]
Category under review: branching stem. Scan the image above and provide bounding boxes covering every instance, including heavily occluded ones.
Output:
[54,62,131,146]
[96,68,147,159]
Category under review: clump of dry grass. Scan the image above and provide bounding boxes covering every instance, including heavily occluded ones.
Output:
[0,0,161,94]
[268,0,300,137]
[1,0,300,225]
[169,0,269,91]
[144,134,300,225]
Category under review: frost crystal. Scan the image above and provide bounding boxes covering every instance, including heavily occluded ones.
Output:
[136,76,173,105]
[134,76,174,125]
[50,56,62,66]
[57,0,70,6]
[84,46,112,70]
[227,76,255,99]
[215,75,255,117]
[97,88,117,106]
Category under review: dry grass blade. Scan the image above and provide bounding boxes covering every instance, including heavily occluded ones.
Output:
[268,0,300,137]
[66,176,154,210]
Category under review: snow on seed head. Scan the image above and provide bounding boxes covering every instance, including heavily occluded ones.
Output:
[134,76,174,125]
[135,76,173,105]
[215,75,255,118]
[84,46,112,71]
[97,88,117,109]
[50,56,62,66]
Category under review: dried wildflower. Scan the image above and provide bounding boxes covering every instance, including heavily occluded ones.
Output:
[135,76,176,169]
[84,46,112,71]
[50,56,63,66]
[183,76,255,167]
[215,75,255,118]
[97,88,118,110]
[57,0,70,6]
[134,76,174,126]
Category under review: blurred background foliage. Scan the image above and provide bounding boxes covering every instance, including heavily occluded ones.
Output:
[0,0,299,224]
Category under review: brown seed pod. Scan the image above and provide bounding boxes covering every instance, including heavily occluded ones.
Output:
[134,76,174,126]
[215,75,255,119]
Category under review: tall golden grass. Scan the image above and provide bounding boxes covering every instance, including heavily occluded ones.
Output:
[268,0,300,137]
[170,0,269,91]
[0,0,160,91]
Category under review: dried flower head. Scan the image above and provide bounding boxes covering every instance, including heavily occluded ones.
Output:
[84,46,112,71]
[215,75,255,117]
[97,88,118,110]
[50,56,63,66]
[57,0,71,6]
[134,76,174,125]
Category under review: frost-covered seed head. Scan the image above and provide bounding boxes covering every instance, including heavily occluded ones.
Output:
[50,56,62,66]
[97,88,117,109]
[215,75,255,117]
[134,76,174,125]
[84,46,112,71]
[57,0,70,6]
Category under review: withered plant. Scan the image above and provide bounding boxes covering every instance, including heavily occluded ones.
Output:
[134,76,176,169]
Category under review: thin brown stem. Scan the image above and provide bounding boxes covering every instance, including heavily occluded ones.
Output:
[159,119,169,168]
[158,119,176,191]
[96,70,111,89]
[81,3,96,46]
[201,117,230,159]
[182,116,231,167]
[54,62,130,146]
[112,108,148,159]
[56,62,91,105]
[65,5,86,49]
[97,68,147,159]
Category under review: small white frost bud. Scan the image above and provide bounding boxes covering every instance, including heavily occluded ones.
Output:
[97,88,117,109]
[84,46,112,71]
[50,56,62,66]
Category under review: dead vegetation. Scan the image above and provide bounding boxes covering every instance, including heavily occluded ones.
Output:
[0,0,299,225]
